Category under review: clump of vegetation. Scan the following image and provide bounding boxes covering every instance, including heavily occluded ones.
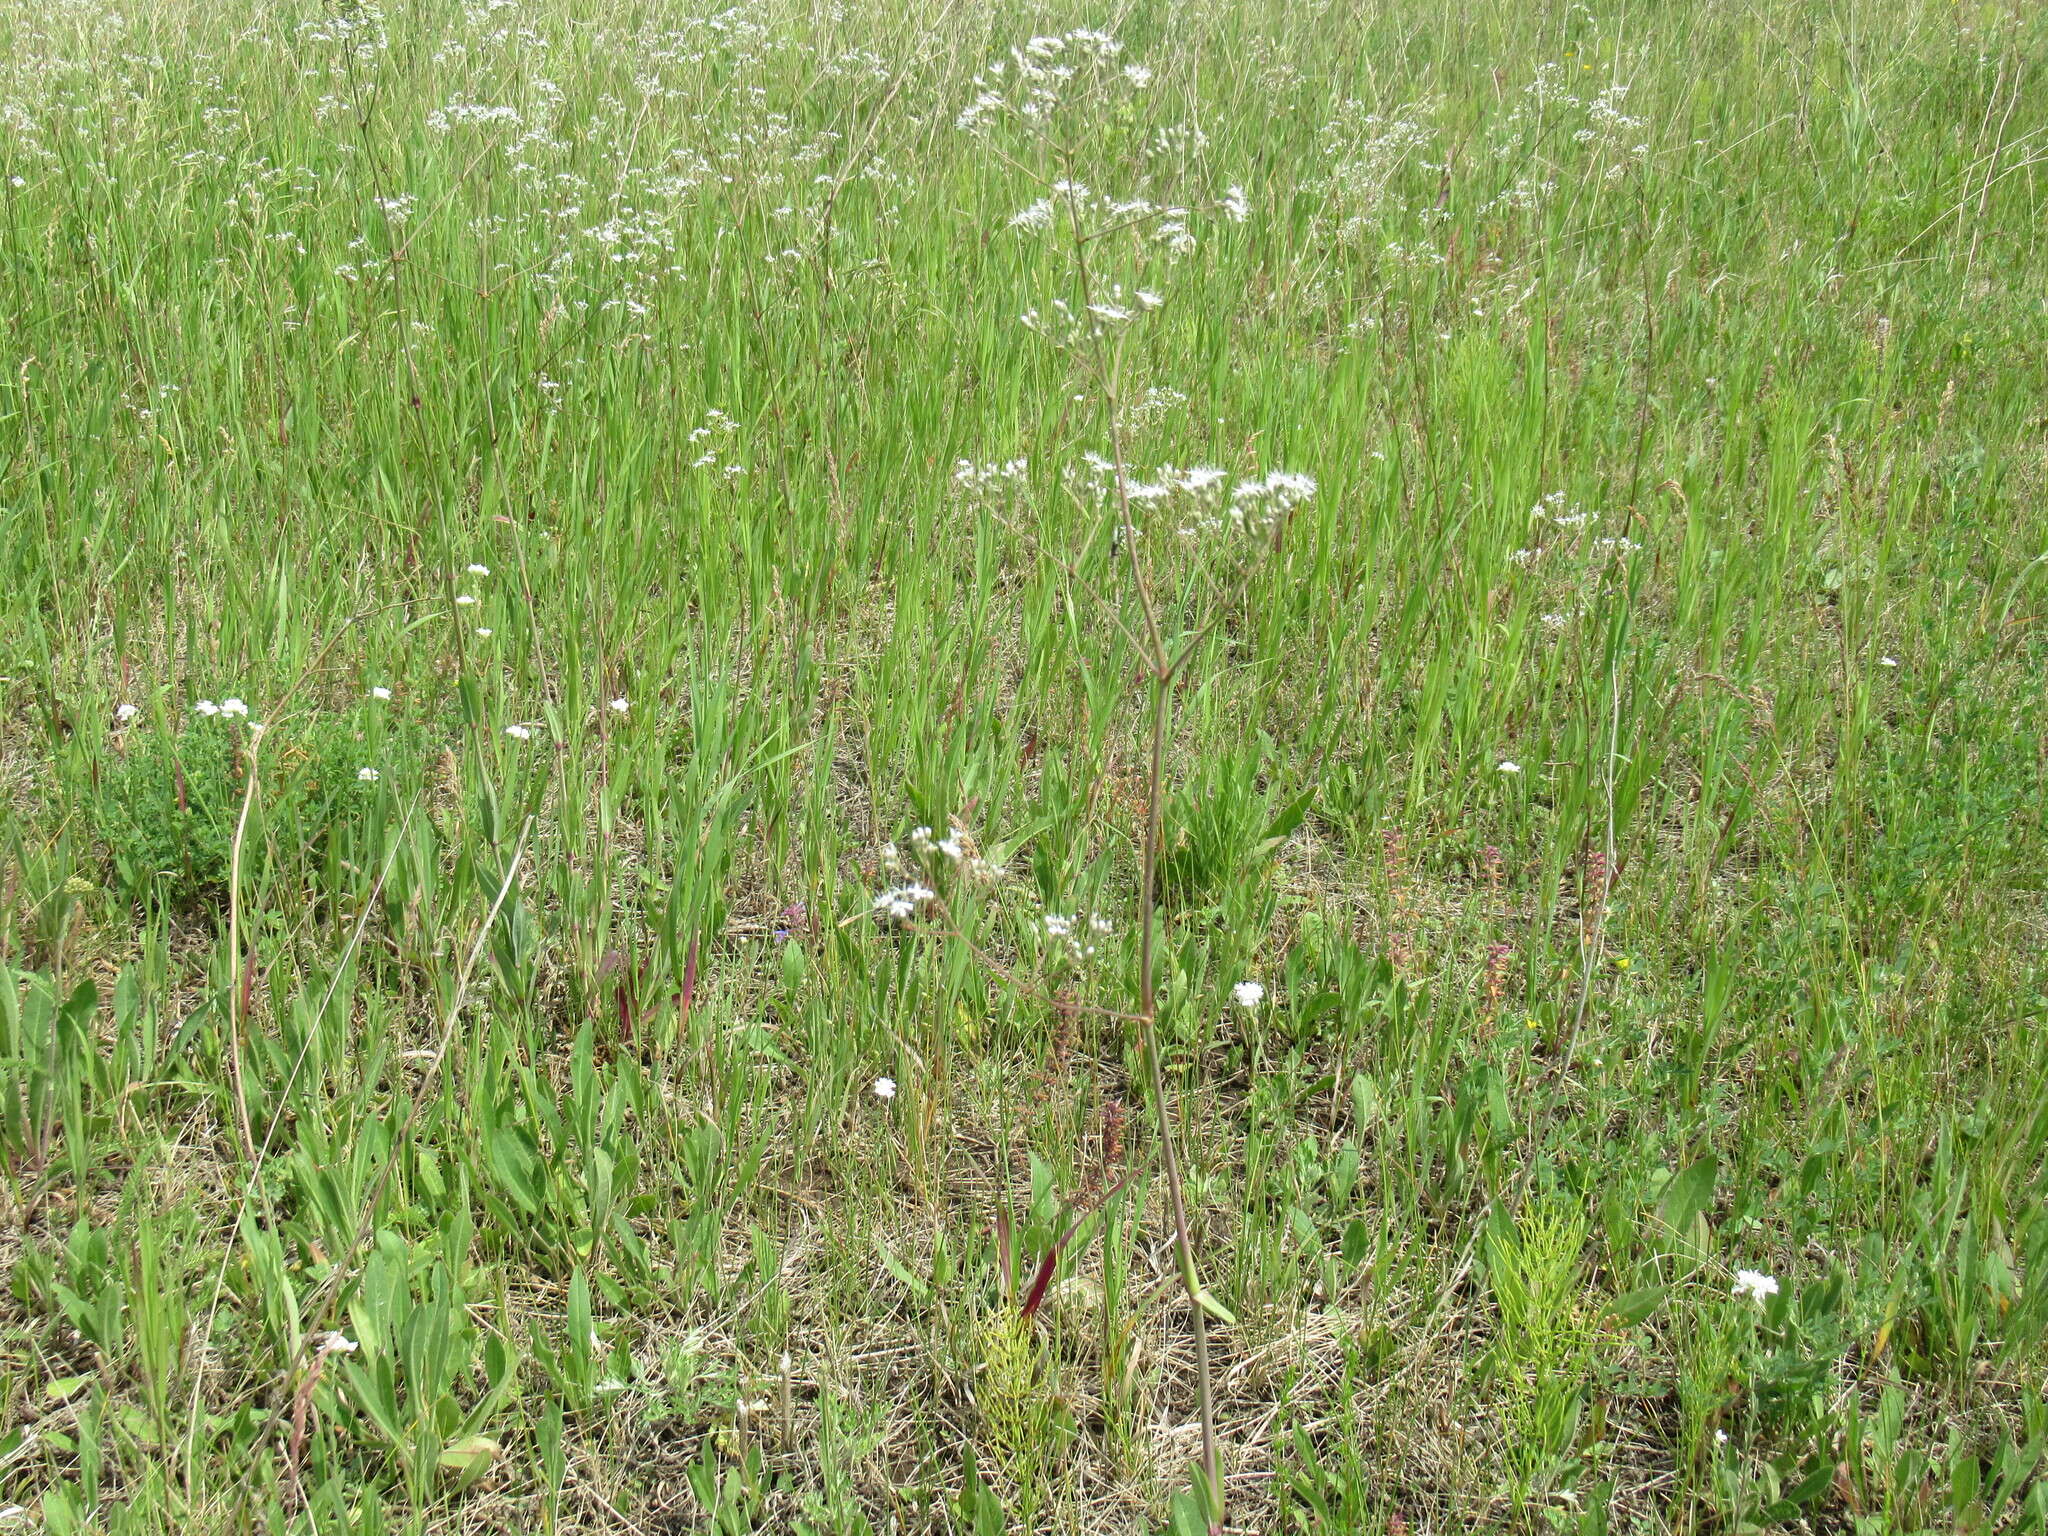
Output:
[3,0,2048,1532]
[92,720,245,907]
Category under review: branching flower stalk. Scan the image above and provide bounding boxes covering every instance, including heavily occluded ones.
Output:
[1060,157,1232,1536]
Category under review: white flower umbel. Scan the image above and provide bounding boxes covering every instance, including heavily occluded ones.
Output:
[871,883,936,925]
[1731,1269,1779,1304]
[1232,980,1265,1010]
[871,1076,897,1101]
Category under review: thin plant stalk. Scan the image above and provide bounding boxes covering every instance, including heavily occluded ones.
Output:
[1062,169,1228,1533]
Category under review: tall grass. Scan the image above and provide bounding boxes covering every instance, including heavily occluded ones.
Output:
[3,0,2047,1530]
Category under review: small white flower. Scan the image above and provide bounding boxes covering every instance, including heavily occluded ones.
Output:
[455,593,477,606]
[871,1076,896,1100]
[1878,655,1898,668]
[609,697,629,713]
[1232,980,1265,1010]
[1497,760,1522,775]
[504,724,532,740]
[115,703,139,722]
[313,1331,358,1355]
[356,767,380,782]
[466,563,491,576]
[475,627,492,637]
[871,882,935,922]
[219,698,249,717]
[1715,1429,1729,1445]
[1731,1269,1779,1304]
[249,722,267,738]
[196,701,219,719]
[370,686,393,701]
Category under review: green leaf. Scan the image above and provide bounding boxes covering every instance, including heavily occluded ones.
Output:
[1260,788,1315,846]
[1610,1285,1668,1325]
[876,1241,927,1300]
[438,1433,500,1488]
[1342,1219,1373,1267]
[1657,1154,1718,1239]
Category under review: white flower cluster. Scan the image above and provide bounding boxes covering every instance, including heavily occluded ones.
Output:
[908,824,1003,883]
[1318,100,1437,239]
[1067,455,1317,535]
[1006,183,1244,258]
[1019,284,1164,342]
[194,697,250,719]
[1042,910,1113,964]
[871,883,936,924]
[426,101,524,133]
[687,407,743,473]
[1509,490,1593,565]
[955,30,1136,134]
[870,821,1005,927]
[1116,386,1188,434]
[1731,1268,1779,1304]
[1511,492,1643,567]
[952,457,1030,509]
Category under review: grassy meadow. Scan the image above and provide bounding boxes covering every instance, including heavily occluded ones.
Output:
[4,0,2048,1529]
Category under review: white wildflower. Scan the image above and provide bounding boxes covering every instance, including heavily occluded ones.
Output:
[1008,199,1054,232]
[1731,1269,1779,1304]
[871,1076,896,1100]
[872,883,936,923]
[370,686,393,701]
[504,724,532,740]
[356,767,380,783]
[1232,980,1265,1010]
